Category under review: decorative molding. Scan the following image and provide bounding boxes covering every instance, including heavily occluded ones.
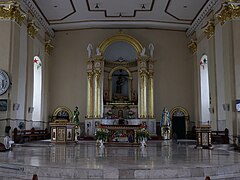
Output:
[27,20,39,38]
[187,39,197,54]
[45,40,54,55]
[203,20,215,39]
[186,0,218,37]
[0,1,26,25]
[217,1,240,25]
[22,0,54,37]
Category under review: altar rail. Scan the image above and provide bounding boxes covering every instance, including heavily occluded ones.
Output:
[12,128,50,143]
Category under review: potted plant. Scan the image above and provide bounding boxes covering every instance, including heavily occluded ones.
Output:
[136,128,150,142]
[95,128,109,142]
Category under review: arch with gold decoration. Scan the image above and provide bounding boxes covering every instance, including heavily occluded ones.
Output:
[170,106,189,135]
[99,32,143,55]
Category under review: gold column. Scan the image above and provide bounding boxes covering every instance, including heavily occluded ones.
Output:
[109,77,112,101]
[148,72,154,118]
[140,70,147,118]
[129,77,132,101]
[94,70,101,118]
[87,72,93,118]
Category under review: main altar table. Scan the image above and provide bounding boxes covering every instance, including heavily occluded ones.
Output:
[100,124,141,145]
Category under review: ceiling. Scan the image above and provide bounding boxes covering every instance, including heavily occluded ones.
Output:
[33,0,209,32]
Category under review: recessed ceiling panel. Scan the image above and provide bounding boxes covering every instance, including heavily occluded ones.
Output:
[34,0,76,21]
[166,0,208,21]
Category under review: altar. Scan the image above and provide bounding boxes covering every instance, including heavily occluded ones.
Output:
[101,124,141,144]
[84,33,156,137]
[50,107,76,143]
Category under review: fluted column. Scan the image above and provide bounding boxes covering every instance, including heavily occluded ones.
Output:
[94,70,101,118]
[140,70,148,118]
[87,71,93,118]
[148,72,154,118]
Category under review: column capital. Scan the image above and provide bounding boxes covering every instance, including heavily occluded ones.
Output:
[188,39,197,54]
[217,1,240,25]
[0,1,26,25]
[28,20,39,38]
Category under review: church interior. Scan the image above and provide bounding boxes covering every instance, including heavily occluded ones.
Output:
[1,0,240,179]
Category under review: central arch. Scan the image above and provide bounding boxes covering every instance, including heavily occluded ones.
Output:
[99,32,143,55]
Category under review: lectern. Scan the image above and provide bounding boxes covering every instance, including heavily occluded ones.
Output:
[195,125,213,149]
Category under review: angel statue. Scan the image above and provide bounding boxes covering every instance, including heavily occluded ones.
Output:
[140,47,146,57]
[87,43,93,58]
[148,43,154,58]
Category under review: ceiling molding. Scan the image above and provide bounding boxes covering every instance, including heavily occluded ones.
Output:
[22,0,54,37]
[186,0,218,37]
[86,0,155,18]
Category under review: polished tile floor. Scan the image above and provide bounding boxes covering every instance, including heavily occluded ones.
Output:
[1,140,240,179]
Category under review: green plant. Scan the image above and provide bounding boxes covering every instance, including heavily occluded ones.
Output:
[136,128,150,141]
[95,128,109,141]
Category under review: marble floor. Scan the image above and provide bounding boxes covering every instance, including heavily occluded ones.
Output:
[1,140,240,179]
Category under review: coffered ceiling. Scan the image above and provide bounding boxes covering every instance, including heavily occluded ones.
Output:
[33,0,209,32]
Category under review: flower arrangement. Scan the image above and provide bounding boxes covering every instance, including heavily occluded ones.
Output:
[136,127,150,142]
[95,128,109,141]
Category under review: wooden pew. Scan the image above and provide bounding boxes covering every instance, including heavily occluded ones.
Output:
[13,127,50,143]
[211,128,229,144]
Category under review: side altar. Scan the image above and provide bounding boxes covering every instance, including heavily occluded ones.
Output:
[50,107,76,143]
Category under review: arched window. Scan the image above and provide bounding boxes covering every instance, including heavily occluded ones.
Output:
[32,55,42,124]
[200,54,210,124]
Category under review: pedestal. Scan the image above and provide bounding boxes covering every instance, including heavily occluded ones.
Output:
[50,122,76,143]
[195,125,212,149]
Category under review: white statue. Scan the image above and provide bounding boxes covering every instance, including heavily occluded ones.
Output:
[148,43,154,58]
[140,47,146,57]
[96,47,101,56]
[87,43,93,58]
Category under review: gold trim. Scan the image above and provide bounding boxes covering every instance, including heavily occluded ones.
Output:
[52,106,73,122]
[203,21,215,39]
[187,39,197,54]
[217,1,240,25]
[45,40,54,55]
[99,32,143,55]
[0,1,26,25]
[170,106,189,133]
[108,66,132,79]
[27,21,39,38]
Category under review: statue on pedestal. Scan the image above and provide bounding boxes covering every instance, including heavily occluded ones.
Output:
[160,108,171,139]
[73,106,80,125]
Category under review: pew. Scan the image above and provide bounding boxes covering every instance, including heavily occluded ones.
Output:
[13,127,50,143]
[211,128,229,144]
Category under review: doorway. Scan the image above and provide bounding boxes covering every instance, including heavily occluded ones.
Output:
[172,116,186,139]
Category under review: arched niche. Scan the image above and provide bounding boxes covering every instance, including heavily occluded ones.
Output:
[170,106,189,139]
[108,66,133,102]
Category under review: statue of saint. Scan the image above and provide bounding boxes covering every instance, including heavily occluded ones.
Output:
[160,108,170,127]
[73,106,80,125]
[87,43,93,58]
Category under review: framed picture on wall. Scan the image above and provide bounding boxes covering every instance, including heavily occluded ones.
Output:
[236,100,240,112]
